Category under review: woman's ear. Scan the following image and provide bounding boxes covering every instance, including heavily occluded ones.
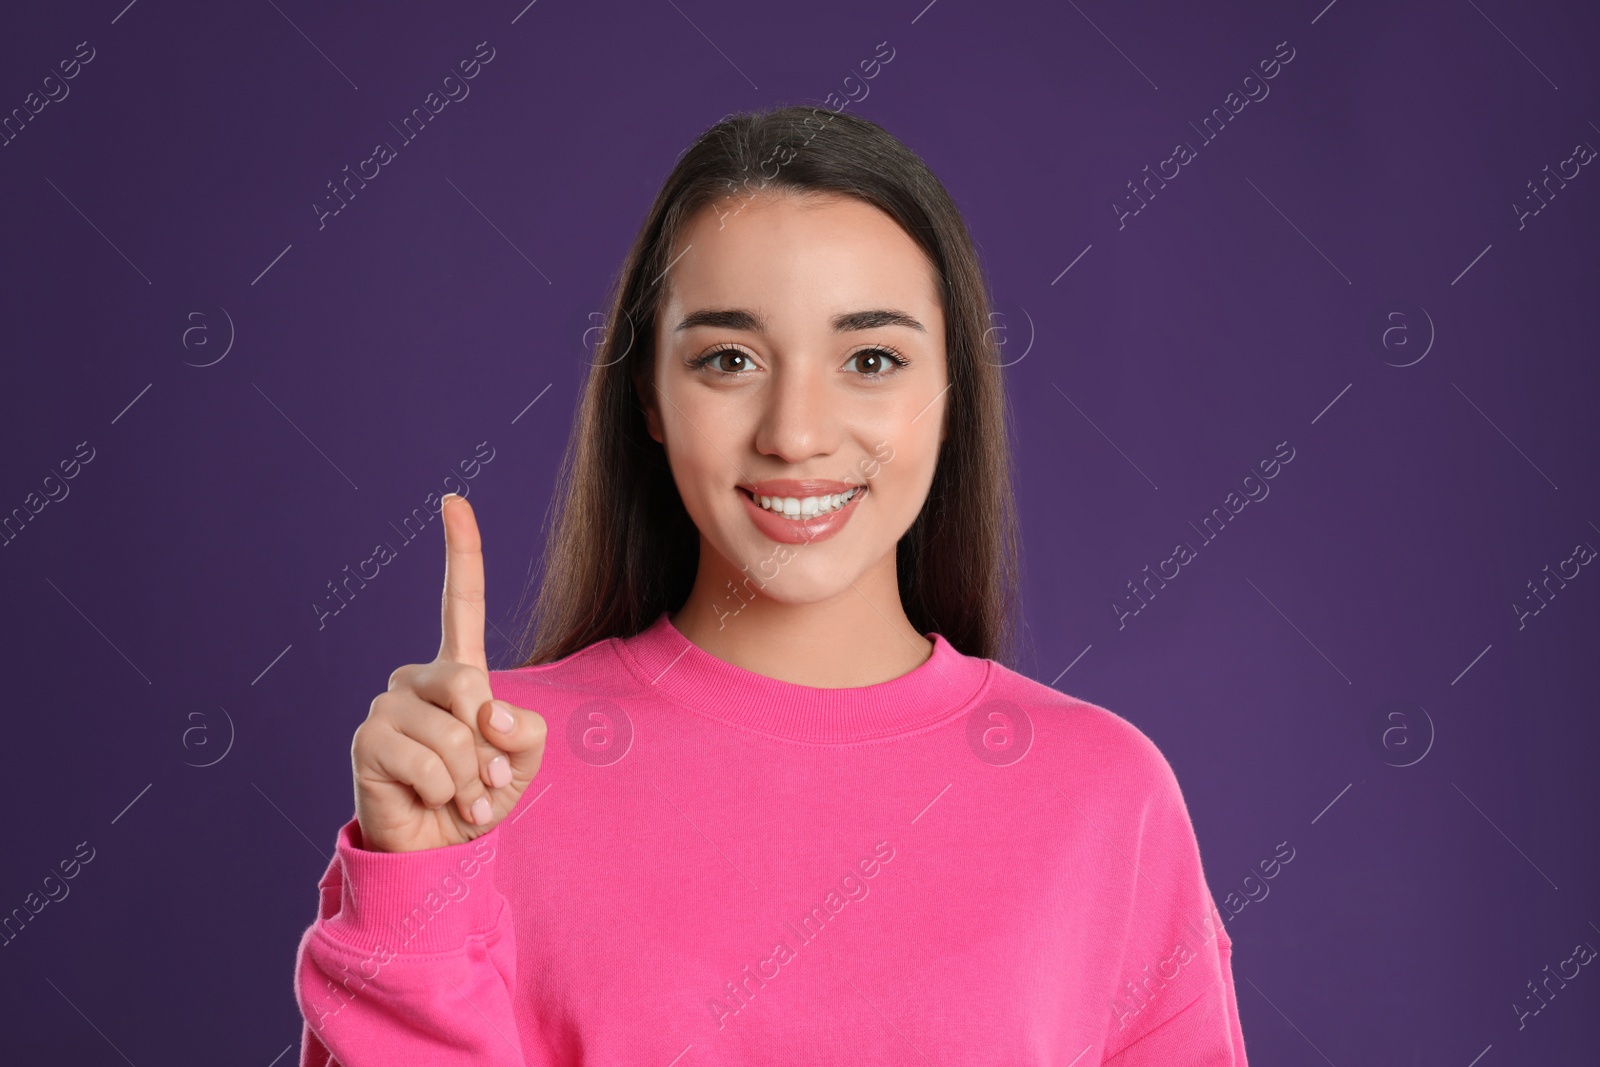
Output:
[635,364,665,445]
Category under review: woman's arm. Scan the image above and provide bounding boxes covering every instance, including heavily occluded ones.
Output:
[1093,723,1250,1066]
[296,495,549,1062]
[294,816,526,1066]
[1101,928,1246,1066]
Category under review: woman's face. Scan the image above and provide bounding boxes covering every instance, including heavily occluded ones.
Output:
[645,189,949,606]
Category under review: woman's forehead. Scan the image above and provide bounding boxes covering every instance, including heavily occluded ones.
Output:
[661,195,941,334]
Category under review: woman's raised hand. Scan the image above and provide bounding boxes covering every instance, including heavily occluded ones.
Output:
[352,494,548,853]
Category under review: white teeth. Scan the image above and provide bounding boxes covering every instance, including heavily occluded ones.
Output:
[753,487,859,518]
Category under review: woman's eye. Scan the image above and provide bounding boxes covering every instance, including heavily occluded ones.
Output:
[844,347,908,377]
[694,347,754,373]
[691,345,908,377]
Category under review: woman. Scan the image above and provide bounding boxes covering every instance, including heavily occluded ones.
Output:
[294,104,1249,1065]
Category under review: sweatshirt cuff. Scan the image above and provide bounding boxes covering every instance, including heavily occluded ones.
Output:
[317,815,506,957]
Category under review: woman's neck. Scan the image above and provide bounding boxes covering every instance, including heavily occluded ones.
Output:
[670,551,933,689]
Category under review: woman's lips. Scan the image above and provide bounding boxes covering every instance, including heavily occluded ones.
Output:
[738,486,865,545]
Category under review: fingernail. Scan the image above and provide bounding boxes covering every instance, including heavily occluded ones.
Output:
[471,796,492,825]
[442,493,462,505]
[488,755,511,788]
[489,701,514,733]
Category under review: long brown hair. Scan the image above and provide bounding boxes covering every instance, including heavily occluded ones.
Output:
[512,103,1021,668]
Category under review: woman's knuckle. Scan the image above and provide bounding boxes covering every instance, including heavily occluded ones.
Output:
[442,667,473,702]
[412,778,444,808]
[441,720,477,760]
[413,749,448,790]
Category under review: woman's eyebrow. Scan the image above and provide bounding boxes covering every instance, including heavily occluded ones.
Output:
[834,309,927,333]
[673,308,761,333]
[672,308,927,334]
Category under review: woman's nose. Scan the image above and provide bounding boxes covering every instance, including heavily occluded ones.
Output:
[753,365,837,463]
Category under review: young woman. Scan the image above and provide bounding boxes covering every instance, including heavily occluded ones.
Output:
[295,104,1249,1065]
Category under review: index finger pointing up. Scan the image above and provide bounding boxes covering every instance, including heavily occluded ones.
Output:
[438,493,489,671]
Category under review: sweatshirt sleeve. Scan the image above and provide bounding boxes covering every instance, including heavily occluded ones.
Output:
[293,815,525,1066]
[1098,734,1249,1066]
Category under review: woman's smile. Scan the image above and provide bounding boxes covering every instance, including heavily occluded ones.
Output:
[736,479,868,544]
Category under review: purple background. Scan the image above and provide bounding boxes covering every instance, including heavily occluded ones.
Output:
[3,0,1597,1062]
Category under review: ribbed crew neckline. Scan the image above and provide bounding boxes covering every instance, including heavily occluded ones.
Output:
[613,610,991,745]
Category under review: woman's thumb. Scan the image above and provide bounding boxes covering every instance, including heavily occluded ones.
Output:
[478,699,548,784]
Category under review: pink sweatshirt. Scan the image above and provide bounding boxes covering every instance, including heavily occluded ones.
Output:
[295,611,1248,1064]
